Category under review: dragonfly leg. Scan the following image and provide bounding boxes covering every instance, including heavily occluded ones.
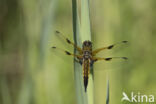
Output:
[74,58,82,65]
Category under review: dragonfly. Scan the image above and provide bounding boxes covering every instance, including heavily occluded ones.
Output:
[52,31,128,92]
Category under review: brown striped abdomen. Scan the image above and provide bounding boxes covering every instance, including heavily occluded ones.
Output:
[83,59,90,92]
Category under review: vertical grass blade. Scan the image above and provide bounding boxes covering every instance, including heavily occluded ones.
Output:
[72,0,94,104]
[72,0,84,104]
[81,0,94,104]
[81,0,91,41]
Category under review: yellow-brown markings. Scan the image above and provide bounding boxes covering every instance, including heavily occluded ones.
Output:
[52,31,128,92]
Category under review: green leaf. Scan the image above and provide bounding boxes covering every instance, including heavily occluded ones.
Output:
[72,0,94,104]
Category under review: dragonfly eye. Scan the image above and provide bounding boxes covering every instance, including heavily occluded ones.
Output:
[87,41,92,46]
[83,41,92,47]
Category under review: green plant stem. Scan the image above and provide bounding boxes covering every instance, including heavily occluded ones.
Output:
[72,0,94,104]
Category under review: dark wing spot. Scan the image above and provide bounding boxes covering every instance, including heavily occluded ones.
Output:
[65,51,71,55]
[122,41,128,43]
[108,45,114,49]
[122,57,128,60]
[52,46,56,48]
[105,58,112,61]
[66,39,71,44]
[55,30,60,34]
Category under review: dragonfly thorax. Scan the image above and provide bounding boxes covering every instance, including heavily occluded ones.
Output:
[83,51,92,59]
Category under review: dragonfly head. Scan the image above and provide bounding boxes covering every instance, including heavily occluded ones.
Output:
[82,40,92,50]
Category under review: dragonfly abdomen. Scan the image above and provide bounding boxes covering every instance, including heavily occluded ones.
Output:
[83,59,90,92]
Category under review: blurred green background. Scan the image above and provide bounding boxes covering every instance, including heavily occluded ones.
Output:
[0,0,156,104]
